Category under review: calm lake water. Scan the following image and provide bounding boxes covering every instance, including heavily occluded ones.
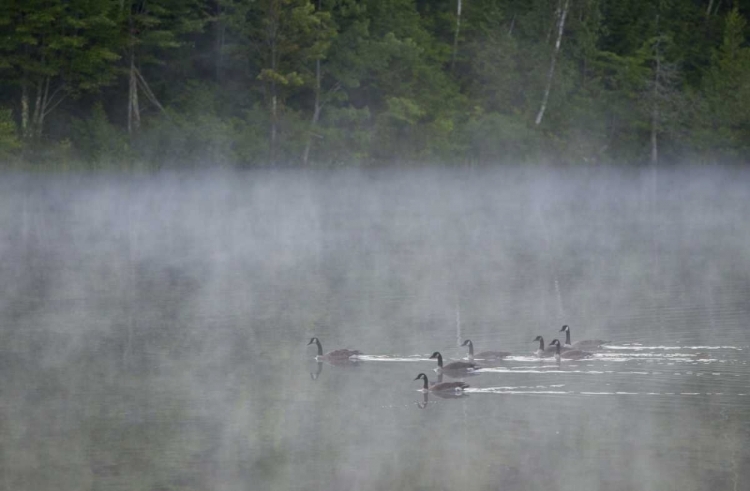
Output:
[0,165,748,491]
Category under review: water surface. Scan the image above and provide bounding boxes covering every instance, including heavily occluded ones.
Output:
[0,166,748,491]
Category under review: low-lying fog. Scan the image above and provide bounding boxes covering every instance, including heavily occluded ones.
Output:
[0,164,748,491]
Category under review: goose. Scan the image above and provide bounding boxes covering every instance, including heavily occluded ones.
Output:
[559,325,610,350]
[429,351,480,372]
[461,339,511,360]
[414,373,469,392]
[307,337,362,361]
[550,338,593,360]
[532,335,556,357]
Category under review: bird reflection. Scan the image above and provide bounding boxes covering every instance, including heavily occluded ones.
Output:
[416,389,469,409]
[308,357,361,381]
[310,361,323,380]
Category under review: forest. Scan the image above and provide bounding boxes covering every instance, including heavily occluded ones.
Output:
[1,0,749,168]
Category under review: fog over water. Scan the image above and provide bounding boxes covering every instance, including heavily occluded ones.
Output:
[0,165,748,491]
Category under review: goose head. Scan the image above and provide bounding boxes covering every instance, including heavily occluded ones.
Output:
[429,351,443,367]
[414,373,428,382]
[533,335,544,342]
[307,337,323,356]
[460,339,473,347]
[559,325,570,332]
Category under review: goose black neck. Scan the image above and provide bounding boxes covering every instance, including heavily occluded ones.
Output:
[565,330,571,345]
[555,342,561,355]
[538,337,545,350]
[314,338,323,356]
[466,341,474,356]
[421,376,429,390]
[435,353,443,367]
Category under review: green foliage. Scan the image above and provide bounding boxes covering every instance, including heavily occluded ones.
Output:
[71,103,130,164]
[0,108,22,162]
[464,111,540,163]
[0,0,749,168]
[694,8,750,158]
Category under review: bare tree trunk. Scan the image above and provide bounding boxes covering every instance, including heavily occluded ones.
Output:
[302,59,321,166]
[127,2,140,136]
[508,14,516,36]
[21,77,30,140]
[450,0,463,72]
[650,106,658,165]
[302,0,323,166]
[36,77,51,140]
[705,0,714,16]
[267,1,280,165]
[32,81,43,139]
[128,51,140,134]
[270,85,278,164]
[650,36,661,166]
[535,0,569,126]
[546,1,562,44]
[215,0,226,81]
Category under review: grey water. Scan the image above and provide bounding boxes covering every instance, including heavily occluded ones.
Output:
[0,165,748,491]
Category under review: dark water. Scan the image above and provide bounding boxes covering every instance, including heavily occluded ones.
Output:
[0,166,748,491]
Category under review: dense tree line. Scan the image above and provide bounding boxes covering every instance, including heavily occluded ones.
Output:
[1,0,749,167]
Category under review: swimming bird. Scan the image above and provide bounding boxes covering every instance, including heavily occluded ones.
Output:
[414,373,469,392]
[461,339,511,360]
[429,351,479,372]
[550,338,593,360]
[532,335,557,357]
[307,337,361,361]
[559,324,610,350]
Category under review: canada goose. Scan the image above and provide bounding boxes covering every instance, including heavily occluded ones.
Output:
[414,373,469,392]
[461,339,511,360]
[559,325,610,350]
[307,337,361,361]
[429,351,479,372]
[532,335,555,357]
[550,339,593,360]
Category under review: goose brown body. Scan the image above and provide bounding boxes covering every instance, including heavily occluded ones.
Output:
[429,351,479,372]
[414,373,469,392]
[307,337,362,361]
[560,325,610,350]
[461,339,511,360]
[550,338,593,360]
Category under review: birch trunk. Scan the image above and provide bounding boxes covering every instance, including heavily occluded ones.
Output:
[21,78,30,140]
[302,59,321,166]
[32,81,43,139]
[650,37,661,166]
[302,0,323,166]
[650,105,658,165]
[267,1,280,165]
[535,0,569,126]
[270,85,278,165]
[215,0,226,81]
[36,77,51,140]
[128,51,141,134]
[706,0,714,17]
[450,0,462,72]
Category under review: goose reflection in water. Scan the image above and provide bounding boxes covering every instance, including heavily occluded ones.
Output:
[310,361,323,380]
[416,389,470,409]
[308,357,361,381]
